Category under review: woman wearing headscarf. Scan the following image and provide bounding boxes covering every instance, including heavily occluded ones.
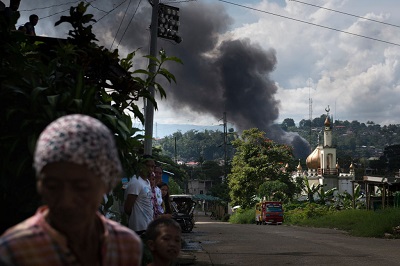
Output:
[0,114,142,265]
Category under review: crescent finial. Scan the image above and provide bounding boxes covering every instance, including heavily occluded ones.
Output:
[325,105,330,113]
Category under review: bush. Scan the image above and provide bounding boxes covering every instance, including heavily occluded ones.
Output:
[285,203,334,224]
[285,204,400,238]
[229,208,255,224]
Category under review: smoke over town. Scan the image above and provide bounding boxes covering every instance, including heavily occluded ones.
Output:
[18,0,310,158]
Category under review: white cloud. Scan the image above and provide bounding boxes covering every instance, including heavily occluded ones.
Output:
[225,0,400,126]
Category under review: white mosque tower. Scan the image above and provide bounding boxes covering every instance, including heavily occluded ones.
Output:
[302,106,354,195]
[320,106,336,175]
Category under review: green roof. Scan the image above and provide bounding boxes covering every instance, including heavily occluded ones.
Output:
[192,194,221,201]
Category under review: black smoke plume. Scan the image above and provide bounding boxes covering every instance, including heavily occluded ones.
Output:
[18,0,310,158]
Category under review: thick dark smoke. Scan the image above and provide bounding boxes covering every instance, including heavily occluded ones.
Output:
[17,0,310,158]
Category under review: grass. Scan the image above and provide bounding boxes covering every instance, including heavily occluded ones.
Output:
[230,204,400,238]
[294,208,400,238]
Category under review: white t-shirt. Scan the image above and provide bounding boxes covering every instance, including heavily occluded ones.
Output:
[154,186,164,217]
[125,175,153,232]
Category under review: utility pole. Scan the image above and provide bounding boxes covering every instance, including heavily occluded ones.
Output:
[143,0,159,155]
[223,112,228,179]
[143,1,181,155]
[174,136,177,163]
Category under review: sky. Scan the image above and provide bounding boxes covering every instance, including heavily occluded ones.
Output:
[9,0,400,156]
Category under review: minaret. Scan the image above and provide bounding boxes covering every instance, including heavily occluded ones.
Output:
[349,162,355,175]
[320,106,336,173]
[324,106,332,147]
[297,159,302,176]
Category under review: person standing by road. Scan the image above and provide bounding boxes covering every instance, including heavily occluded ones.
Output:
[158,182,173,217]
[0,114,142,265]
[154,166,163,186]
[150,173,164,219]
[124,155,155,235]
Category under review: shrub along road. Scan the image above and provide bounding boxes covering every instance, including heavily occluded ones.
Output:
[180,212,400,266]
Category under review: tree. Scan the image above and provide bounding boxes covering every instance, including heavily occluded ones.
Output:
[201,161,224,181]
[299,119,311,129]
[227,128,294,209]
[281,118,296,131]
[159,129,236,162]
[302,177,322,203]
[0,2,181,232]
[258,180,288,201]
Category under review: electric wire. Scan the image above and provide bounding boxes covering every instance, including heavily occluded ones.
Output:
[22,0,400,48]
[116,0,143,49]
[19,1,80,12]
[40,8,70,20]
[83,0,108,13]
[217,0,400,47]
[110,0,133,50]
[94,0,129,24]
[160,0,197,4]
[289,0,400,29]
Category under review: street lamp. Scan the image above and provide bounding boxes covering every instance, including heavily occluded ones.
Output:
[157,3,182,43]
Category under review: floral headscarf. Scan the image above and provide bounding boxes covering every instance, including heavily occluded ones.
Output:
[33,114,122,189]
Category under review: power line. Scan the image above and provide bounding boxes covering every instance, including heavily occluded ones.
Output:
[289,0,400,29]
[83,0,108,13]
[217,0,400,47]
[32,1,107,20]
[40,8,70,20]
[161,0,197,3]
[94,0,129,24]
[19,1,80,12]
[117,0,143,49]
[110,0,133,50]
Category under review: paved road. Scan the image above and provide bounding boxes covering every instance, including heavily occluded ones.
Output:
[180,213,400,266]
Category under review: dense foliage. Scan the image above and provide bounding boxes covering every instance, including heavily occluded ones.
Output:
[158,128,237,162]
[285,204,400,238]
[228,128,297,209]
[0,2,181,232]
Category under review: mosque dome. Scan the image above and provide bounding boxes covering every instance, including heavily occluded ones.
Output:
[306,147,320,169]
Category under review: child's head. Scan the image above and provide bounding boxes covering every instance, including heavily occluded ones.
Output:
[146,217,182,263]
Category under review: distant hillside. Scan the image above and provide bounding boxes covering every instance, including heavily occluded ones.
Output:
[154,124,223,138]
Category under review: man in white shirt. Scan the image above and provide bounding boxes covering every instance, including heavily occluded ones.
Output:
[124,155,155,235]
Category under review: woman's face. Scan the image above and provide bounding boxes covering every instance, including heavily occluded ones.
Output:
[161,185,169,197]
[37,162,107,232]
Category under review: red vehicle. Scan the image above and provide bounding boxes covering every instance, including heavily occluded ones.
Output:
[260,201,284,225]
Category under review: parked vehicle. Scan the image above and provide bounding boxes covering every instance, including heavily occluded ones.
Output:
[170,194,196,233]
[255,202,263,225]
[255,201,284,225]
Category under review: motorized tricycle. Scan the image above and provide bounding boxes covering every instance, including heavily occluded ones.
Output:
[170,194,196,233]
